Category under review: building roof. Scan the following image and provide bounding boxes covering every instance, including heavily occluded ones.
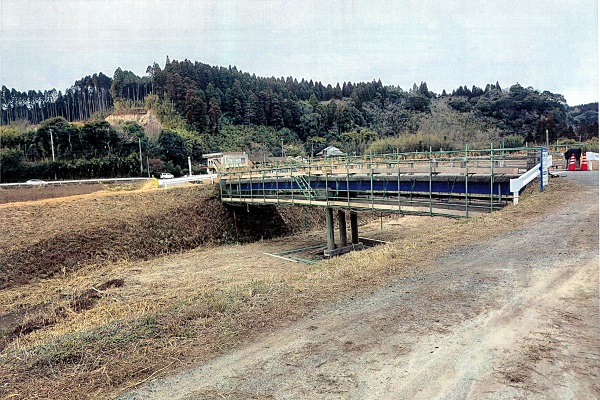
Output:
[316,146,345,157]
[203,152,247,159]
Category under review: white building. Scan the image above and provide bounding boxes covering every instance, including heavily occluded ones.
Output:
[203,152,249,172]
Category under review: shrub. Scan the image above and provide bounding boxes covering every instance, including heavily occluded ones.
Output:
[367,133,457,154]
[502,134,524,149]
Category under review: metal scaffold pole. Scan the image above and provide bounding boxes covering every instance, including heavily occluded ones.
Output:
[429,148,433,216]
[308,158,312,206]
[276,167,279,204]
[465,145,469,218]
[490,144,494,212]
[370,156,374,210]
[325,158,330,206]
[346,158,350,207]
[249,169,253,202]
[261,168,266,203]
[397,160,401,212]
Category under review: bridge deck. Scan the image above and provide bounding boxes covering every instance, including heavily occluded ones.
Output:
[218,149,543,218]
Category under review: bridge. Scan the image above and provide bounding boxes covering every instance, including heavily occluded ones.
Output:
[218,147,551,256]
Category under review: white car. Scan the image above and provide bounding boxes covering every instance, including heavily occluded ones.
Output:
[25,179,48,186]
[159,173,174,179]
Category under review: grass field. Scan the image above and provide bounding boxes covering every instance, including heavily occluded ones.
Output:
[0,179,577,399]
[0,181,149,204]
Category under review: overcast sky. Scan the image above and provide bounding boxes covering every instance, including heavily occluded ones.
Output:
[1,0,598,105]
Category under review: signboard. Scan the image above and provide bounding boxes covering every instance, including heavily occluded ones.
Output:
[540,147,548,190]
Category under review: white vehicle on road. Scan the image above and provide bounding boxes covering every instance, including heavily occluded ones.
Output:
[159,173,174,179]
[25,179,48,186]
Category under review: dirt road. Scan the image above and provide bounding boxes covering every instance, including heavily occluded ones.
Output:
[122,172,599,400]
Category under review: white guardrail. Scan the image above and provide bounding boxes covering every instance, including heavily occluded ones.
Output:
[157,174,217,188]
[586,152,599,170]
[0,177,149,188]
[1,174,219,188]
[509,154,552,205]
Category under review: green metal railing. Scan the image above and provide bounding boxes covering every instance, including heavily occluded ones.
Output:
[218,146,545,218]
[292,174,317,199]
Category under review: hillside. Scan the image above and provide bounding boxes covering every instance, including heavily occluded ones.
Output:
[1,59,598,183]
[105,108,162,140]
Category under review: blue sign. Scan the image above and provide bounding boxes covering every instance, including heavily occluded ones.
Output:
[540,147,548,191]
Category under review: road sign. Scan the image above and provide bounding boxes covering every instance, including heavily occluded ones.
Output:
[540,147,549,190]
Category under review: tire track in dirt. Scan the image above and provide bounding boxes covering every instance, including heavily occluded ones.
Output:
[121,173,599,400]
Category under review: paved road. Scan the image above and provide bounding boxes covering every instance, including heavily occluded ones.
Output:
[562,170,599,187]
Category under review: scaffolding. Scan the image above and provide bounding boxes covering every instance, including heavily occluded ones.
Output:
[219,147,543,219]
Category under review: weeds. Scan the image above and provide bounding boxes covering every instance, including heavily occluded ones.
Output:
[0,183,107,204]
[0,186,323,289]
[0,178,585,399]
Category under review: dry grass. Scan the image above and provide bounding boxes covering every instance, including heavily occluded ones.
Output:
[0,178,583,399]
[0,186,230,288]
[0,183,323,289]
[0,184,104,204]
[0,181,150,205]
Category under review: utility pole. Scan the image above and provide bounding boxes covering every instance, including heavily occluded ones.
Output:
[188,156,192,176]
[281,139,284,158]
[138,137,143,176]
[49,129,55,162]
[49,128,57,180]
[545,129,549,148]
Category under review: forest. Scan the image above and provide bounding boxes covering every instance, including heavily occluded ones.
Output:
[1,58,598,182]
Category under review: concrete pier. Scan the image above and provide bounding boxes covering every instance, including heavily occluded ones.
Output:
[325,207,335,251]
[350,211,359,245]
[338,209,347,247]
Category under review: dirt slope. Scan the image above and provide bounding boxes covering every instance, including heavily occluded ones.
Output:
[0,185,323,289]
[121,172,599,400]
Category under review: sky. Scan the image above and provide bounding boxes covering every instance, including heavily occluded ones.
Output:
[1,0,598,106]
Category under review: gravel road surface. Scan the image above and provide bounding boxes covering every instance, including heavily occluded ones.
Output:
[122,172,599,400]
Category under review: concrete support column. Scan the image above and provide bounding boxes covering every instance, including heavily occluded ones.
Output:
[350,211,359,244]
[325,207,336,250]
[337,209,347,247]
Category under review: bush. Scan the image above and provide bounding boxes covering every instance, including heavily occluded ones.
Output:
[368,133,457,154]
[502,134,524,149]
[584,137,598,153]
[448,98,472,112]
[0,148,25,181]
